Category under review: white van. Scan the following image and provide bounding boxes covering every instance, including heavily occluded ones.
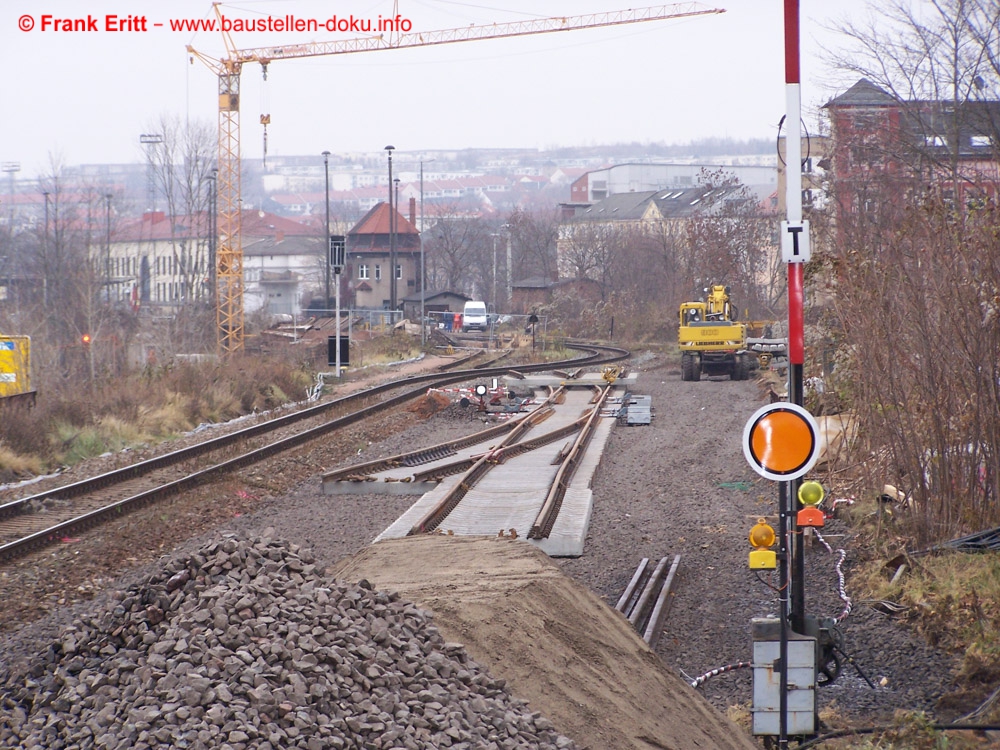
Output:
[462,301,489,332]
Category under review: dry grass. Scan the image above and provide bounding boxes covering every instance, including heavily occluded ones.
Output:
[0,332,447,478]
[815,707,998,748]
[835,494,1000,736]
[352,333,421,368]
[853,547,1000,674]
[0,442,44,481]
[138,392,198,436]
[0,348,319,474]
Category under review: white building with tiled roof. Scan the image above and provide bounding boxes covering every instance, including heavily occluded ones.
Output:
[108,210,317,313]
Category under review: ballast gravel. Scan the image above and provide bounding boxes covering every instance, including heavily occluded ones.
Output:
[0,533,578,750]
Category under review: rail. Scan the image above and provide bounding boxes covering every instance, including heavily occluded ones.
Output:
[320,418,523,483]
[412,416,588,483]
[528,384,615,539]
[406,402,559,535]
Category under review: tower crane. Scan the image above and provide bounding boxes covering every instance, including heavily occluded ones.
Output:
[188,3,725,353]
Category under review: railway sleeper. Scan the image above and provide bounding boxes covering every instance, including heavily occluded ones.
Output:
[616,555,682,648]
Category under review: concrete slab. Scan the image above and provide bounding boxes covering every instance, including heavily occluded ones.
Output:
[367,387,622,557]
[531,411,614,557]
[506,372,638,389]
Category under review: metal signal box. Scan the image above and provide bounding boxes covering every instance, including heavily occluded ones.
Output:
[751,617,816,736]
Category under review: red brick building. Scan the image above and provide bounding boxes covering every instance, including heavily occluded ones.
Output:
[346,201,421,310]
[823,79,1000,214]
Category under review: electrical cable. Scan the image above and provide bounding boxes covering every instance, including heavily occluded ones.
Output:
[959,682,1000,723]
[689,661,753,689]
[775,114,812,169]
[831,643,877,689]
[754,569,784,592]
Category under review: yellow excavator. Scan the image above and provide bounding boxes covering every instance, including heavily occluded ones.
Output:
[678,285,751,382]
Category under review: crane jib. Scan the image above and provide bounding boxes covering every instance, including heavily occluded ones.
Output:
[188,3,726,352]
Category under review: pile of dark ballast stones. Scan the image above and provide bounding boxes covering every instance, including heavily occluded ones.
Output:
[0,533,577,750]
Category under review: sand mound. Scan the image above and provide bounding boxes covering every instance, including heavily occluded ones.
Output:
[331,534,758,750]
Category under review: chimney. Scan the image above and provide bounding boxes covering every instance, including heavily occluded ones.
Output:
[275,230,284,243]
[409,197,416,228]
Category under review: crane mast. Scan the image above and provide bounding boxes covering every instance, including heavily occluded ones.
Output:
[188,3,725,353]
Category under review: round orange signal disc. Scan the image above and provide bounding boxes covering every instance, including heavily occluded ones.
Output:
[742,403,819,481]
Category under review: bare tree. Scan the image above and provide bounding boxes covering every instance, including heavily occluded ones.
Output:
[422,204,491,295]
[557,221,619,300]
[145,115,216,305]
[819,0,1000,543]
[504,207,559,283]
[826,0,1000,178]
[681,172,776,319]
[639,217,689,308]
[22,158,119,380]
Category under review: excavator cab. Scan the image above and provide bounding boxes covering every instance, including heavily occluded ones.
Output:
[680,302,706,326]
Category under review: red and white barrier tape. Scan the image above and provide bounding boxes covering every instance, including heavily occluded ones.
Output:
[690,661,752,689]
[814,529,852,622]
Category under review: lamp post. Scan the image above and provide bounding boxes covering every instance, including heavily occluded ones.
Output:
[42,191,50,306]
[419,158,435,347]
[105,193,113,299]
[506,226,513,306]
[393,177,400,316]
[492,233,498,309]
[335,240,342,378]
[322,150,331,314]
[384,145,395,314]
[2,162,19,228]
[139,133,163,212]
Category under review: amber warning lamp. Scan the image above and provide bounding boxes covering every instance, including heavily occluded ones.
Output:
[796,480,826,528]
[748,518,777,570]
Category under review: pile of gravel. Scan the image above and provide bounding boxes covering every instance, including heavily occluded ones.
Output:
[0,533,577,750]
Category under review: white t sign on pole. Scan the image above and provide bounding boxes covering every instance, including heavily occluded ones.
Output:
[780,220,811,263]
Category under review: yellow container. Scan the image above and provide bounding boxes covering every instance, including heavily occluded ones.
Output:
[749,549,777,570]
[0,335,31,398]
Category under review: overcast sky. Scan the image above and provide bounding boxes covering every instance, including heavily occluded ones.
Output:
[2,0,876,177]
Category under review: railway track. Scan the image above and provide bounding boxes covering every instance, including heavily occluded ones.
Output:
[0,342,628,565]
[322,377,620,549]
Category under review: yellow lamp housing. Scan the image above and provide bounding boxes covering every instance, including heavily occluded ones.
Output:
[749,549,777,570]
[798,480,825,507]
[749,518,776,549]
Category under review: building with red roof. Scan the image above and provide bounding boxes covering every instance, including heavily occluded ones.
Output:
[345,201,421,310]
